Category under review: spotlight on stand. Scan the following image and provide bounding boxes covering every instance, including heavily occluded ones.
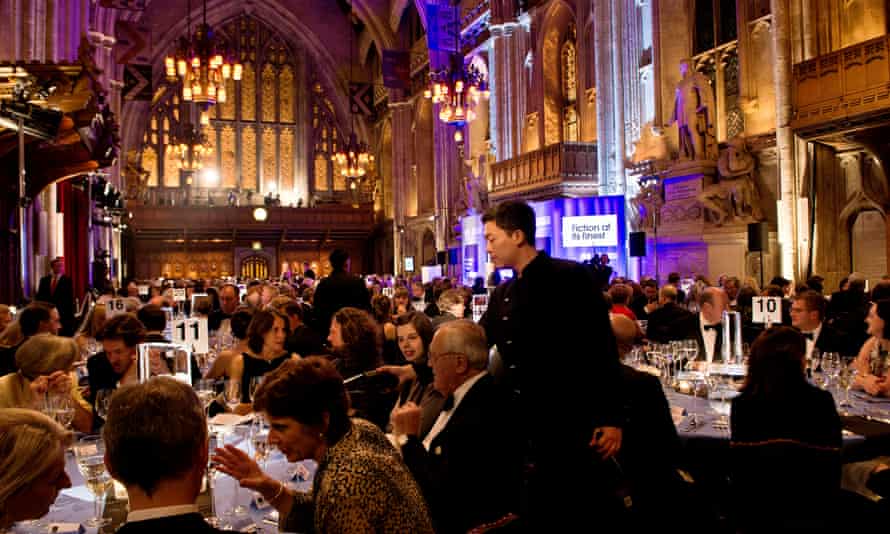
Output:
[0,100,63,140]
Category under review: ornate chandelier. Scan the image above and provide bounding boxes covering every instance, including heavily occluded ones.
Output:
[335,132,374,189]
[335,5,373,189]
[164,0,241,106]
[424,53,489,126]
[166,122,212,175]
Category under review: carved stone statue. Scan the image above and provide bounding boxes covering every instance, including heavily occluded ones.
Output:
[697,136,765,225]
[670,59,717,161]
[631,181,663,231]
[631,122,670,163]
[462,150,490,214]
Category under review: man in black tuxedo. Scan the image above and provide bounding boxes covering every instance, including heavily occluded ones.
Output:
[645,285,695,343]
[391,320,521,533]
[312,249,370,338]
[104,377,226,533]
[35,257,75,336]
[791,291,854,358]
[689,287,730,363]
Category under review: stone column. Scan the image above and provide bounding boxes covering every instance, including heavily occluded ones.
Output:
[771,0,800,281]
[389,96,414,275]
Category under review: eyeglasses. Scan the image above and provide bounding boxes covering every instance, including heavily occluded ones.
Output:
[428,351,465,365]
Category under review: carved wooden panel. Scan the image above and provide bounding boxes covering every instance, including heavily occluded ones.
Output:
[280,128,294,194]
[241,125,257,190]
[221,125,236,188]
[241,63,256,121]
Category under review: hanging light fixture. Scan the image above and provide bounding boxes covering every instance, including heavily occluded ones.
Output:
[164,0,242,107]
[423,4,489,126]
[334,7,374,190]
[166,122,213,174]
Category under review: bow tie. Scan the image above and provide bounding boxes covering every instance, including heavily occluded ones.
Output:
[802,332,815,341]
[442,394,455,412]
[703,323,722,331]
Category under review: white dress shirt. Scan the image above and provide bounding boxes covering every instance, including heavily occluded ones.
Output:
[699,313,720,363]
[422,371,487,451]
[127,504,199,523]
[802,322,823,361]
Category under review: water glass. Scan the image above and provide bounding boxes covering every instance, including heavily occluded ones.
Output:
[95,389,114,421]
[44,393,75,430]
[225,380,241,412]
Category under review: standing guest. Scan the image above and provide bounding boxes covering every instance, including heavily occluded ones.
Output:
[105,378,228,533]
[0,334,93,433]
[645,285,695,343]
[213,358,434,534]
[790,291,849,359]
[0,409,72,529]
[387,312,444,439]
[479,201,624,530]
[313,249,370,339]
[391,321,521,533]
[730,326,842,531]
[35,257,75,336]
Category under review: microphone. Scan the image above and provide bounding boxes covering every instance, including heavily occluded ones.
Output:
[343,370,399,392]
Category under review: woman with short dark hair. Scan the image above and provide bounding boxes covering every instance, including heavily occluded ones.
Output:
[389,312,444,439]
[213,357,434,534]
[853,299,890,397]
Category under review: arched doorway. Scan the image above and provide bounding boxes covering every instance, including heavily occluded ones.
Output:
[851,210,887,286]
[241,255,270,279]
[421,229,437,266]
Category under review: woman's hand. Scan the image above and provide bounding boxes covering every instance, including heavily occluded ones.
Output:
[376,364,416,387]
[212,444,269,492]
[46,371,71,395]
[28,375,50,399]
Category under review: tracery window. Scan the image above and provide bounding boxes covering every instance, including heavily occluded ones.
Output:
[561,26,578,142]
[691,0,741,142]
[140,13,348,206]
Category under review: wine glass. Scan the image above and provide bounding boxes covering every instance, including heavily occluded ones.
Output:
[73,436,111,527]
[251,428,270,470]
[95,389,114,421]
[45,393,75,430]
[838,362,857,409]
[249,376,264,403]
[225,380,242,413]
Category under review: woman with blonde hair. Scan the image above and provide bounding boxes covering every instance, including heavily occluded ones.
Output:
[74,303,106,358]
[0,334,92,433]
[0,408,73,529]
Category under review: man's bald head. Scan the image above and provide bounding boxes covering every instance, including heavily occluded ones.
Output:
[700,287,728,324]
[610,313,638,358]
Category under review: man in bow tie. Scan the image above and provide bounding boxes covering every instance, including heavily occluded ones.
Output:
[689,287,730,363]
[790,291,850,360]
[390,320,521,534]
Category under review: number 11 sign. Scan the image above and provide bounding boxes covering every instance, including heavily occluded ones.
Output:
[752,296,782,324]
[171,317,209,354]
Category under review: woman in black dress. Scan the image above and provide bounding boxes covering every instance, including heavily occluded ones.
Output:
[228,309,297,412]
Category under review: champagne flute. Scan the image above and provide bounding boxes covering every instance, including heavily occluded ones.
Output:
[95,388,114,421]
[249,375,264,404]
[73,436,111,527]
[225,380,242,413]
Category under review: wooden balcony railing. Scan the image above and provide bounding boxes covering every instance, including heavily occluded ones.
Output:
[489,142,599,201]
[792,35,890,135]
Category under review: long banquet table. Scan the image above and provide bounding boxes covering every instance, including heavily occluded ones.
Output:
[10,424,314,534]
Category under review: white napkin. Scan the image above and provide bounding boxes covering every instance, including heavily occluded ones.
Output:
[209,412,254,427]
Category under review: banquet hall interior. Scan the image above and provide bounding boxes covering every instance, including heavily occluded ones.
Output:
[3,0,890,532]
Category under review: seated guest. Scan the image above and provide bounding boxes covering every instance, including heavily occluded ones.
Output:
[207,308,252,380]
[631,279,658,320]
[668,272,686,304]
[608,284,637,321]
[688,287,729,363]
[430,289,466,331]
[724,276,741,309]
[104,377,227,533]
[645,285,694,343]
[853,299,890,397]
[87,314,146,417]
[214,357,435,533]
[74,303,107,358]
[0,335,92,432]
[0,305,11,333]
[137,304,169,343]
[827,273,869,348]
[730,326,842,532]
[610,314,685,526]
[0,409,72,529]
[872,281,890,303]
[0,302,61,376]
[371,294,401,364]
[387,312,444,440]
[391,321,521,533]
[209,283,239,332]
[229,309,295,412]
[410,280,426,312]
[393,286,411,315]
[272,299,324,359]
[328,307,395,428]
[790,291,850,359]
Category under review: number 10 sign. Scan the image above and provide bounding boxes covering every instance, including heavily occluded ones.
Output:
[752,296,782,324]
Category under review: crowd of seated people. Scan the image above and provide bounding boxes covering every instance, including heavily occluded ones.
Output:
[8,227,890,533]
